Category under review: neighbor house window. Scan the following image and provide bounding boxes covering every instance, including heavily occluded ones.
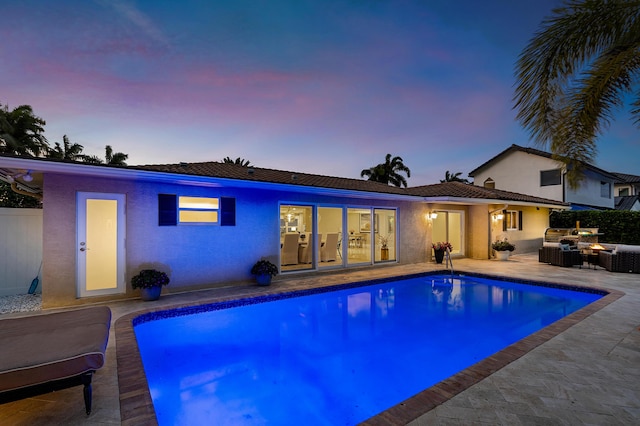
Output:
[618,188,629,196]
[540,169,561,186]
[600,182,611,198]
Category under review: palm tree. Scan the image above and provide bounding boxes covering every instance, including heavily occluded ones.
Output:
[0,103,49,157]
[82,145,129,165]
[222,156,251,166]
[360,154,411,188]
[440,170,469,183]
[49,135,85,161]
[514,0,640,188]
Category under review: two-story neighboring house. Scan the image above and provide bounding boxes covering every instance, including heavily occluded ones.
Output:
[468,144,617,210]
[612,172,640,211]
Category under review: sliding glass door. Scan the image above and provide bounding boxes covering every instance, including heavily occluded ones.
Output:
[280,205,315,271]
[317,207,343,269]
[432,210,463,257]
[280,204,398,272]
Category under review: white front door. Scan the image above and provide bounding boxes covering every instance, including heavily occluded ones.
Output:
[77,192,126,297]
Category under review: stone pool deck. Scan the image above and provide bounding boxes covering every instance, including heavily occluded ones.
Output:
[1,253,638,425]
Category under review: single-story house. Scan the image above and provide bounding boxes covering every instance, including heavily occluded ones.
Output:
[0,153,568,308]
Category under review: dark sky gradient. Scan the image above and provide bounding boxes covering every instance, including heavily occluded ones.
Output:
[2,0,638,185]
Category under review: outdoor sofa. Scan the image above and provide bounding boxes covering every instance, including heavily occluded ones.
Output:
[599,244,640,273]
[0,306,111,415]
[538,242,582,267]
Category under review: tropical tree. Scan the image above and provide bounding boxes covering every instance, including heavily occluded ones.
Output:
[49,135,85,161]
[0,103,49,157]
[360,154,411,188]
[82,145,129,165]
[440,170,469,183]
[222,156,251,166]
[514,0,640,188]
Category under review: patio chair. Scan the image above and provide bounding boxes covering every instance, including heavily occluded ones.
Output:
[538,243,582,267]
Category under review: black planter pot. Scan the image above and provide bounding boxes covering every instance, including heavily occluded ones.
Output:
[434,249,444,264]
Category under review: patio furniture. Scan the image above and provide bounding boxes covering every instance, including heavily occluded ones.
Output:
[598,245,640,273]
[0,306,111,415]
[538,242,582,267]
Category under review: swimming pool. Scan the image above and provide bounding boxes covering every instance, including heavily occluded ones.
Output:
[133,274,603,425]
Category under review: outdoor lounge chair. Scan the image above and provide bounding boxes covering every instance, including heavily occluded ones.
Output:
[538,242,582,267]
[598,245,640,273]
[0,306,111,415]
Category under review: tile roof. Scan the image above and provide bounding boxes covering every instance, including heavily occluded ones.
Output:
[406,181,567,206]
[611,172,640,184]
[614,195,640,210]
[468,144,617,179]
[0,153,569,206]
[133,161,410,196]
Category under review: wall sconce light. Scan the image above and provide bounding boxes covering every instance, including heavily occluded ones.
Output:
[492,213,504,221]
[22,171,33,182]
[427,212,438,220]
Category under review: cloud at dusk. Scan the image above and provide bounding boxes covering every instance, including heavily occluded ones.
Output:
[1,0,638,184]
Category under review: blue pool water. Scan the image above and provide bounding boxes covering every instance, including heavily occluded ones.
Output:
[134,274,602,425]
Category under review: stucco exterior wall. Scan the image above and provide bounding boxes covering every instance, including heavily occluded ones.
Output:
[472,151,564,201]
[472,150,614,209]
[488,204,550,255]
[565,169,614,208]
[41,173,429,307]
[466,204,490,259]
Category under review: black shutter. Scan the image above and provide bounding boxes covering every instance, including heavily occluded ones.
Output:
[220,197,236,226]
[158,194,177,226]
[502,209,507,232]
[518,210,523,230]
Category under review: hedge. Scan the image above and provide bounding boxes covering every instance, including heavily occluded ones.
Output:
[550,210,640,245]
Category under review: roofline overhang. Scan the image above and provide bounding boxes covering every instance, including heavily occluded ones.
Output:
[1,156,570,207]
[0,156,419,201]
[421,196,569,209]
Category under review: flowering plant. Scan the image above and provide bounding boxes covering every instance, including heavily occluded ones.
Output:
[492,238,515,251]
[131,269,170,289]
[432,241,453,251]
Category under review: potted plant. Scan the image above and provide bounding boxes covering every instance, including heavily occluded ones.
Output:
[492,238,515,261]
[432,242,453,264]
[131,269,170,301]
[251,259,278,286]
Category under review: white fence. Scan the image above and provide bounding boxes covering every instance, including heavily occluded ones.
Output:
[0,208,43,296]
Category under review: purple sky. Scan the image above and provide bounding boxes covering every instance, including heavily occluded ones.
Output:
[2,0,638,185]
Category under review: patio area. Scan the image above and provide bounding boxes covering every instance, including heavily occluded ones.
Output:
[1,253,639,425]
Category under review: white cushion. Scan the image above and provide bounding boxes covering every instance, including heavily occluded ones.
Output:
[615,244,640,253]
[543,242,562,248]
[561,244,571,251]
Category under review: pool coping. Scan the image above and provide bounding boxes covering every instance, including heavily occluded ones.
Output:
[115,271,624,425]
